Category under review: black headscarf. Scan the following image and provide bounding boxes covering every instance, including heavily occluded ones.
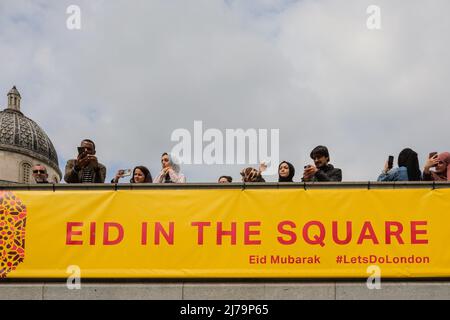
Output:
[278,161,296,182]
[398,148,421,181]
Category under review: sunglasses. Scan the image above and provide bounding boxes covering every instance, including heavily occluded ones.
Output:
[162,158,169,163]
[33,170,46,174]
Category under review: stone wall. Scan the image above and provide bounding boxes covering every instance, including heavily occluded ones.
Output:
[0,150,61,183]
[1,281,450,300]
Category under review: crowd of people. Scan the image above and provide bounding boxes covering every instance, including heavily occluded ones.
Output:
[31,139,450,184]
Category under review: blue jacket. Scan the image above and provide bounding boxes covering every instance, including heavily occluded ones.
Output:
[377,166,409,182]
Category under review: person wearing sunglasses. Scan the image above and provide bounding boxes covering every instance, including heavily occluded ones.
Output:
[32,164,49,184]
[154,153,186,183]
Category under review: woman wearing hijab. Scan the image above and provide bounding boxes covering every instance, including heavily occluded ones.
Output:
[377,148,422,181]
[278,161,295,182]
[154,153,186,183]
[111,166,153,183]
[423,152,450,181]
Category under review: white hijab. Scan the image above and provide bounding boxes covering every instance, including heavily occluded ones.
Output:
[166,153,181,174]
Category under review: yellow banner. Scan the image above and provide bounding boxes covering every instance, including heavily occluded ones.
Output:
[1,188,450,278]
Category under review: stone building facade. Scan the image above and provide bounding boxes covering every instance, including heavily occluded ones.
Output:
[0,86,61,183]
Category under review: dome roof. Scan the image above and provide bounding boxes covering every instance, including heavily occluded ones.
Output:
[0,108,61,176]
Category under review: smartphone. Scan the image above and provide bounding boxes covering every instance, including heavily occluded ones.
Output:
[387,155,394,170]
[429,152,438,159]
[77,147,86,156]
[120,169,132,177]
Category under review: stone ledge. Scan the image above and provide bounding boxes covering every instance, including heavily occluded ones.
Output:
[0,282,449,300]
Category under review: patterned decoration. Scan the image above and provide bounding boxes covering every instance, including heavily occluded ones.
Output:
[0,109,59,167]
[0,111,14,145]
[0,191,27,278]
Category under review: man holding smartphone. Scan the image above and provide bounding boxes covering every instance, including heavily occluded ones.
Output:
[302,145,342,182]
[64,139,106,183]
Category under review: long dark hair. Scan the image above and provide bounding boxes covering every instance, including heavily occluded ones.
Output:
[130,166,153,183]
[398,148,421,181]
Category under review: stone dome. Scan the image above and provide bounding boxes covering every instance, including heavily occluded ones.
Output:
[0,87,61,176]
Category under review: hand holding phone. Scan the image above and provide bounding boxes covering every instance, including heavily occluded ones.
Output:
[76,147,90,168]
[387,155,394,170]
[429,152,438,159]
[77,147,86,156]
[303,164,316,176]
[303,165,316,181]
[425,153,439,171]
[259,161,268,173]
[120,169,132,177]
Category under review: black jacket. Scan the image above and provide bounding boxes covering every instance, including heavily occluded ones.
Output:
[304,164,342,182]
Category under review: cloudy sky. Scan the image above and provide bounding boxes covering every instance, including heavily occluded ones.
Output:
[1,0,449,182]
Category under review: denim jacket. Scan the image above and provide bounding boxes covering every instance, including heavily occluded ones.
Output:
[377,166,408,182]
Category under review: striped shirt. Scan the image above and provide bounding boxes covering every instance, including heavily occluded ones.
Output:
[81,167,94,183]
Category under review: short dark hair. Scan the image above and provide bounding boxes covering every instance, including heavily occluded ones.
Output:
[218,176,232,183]
[82,139,96,150]
[310,145,330,161]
